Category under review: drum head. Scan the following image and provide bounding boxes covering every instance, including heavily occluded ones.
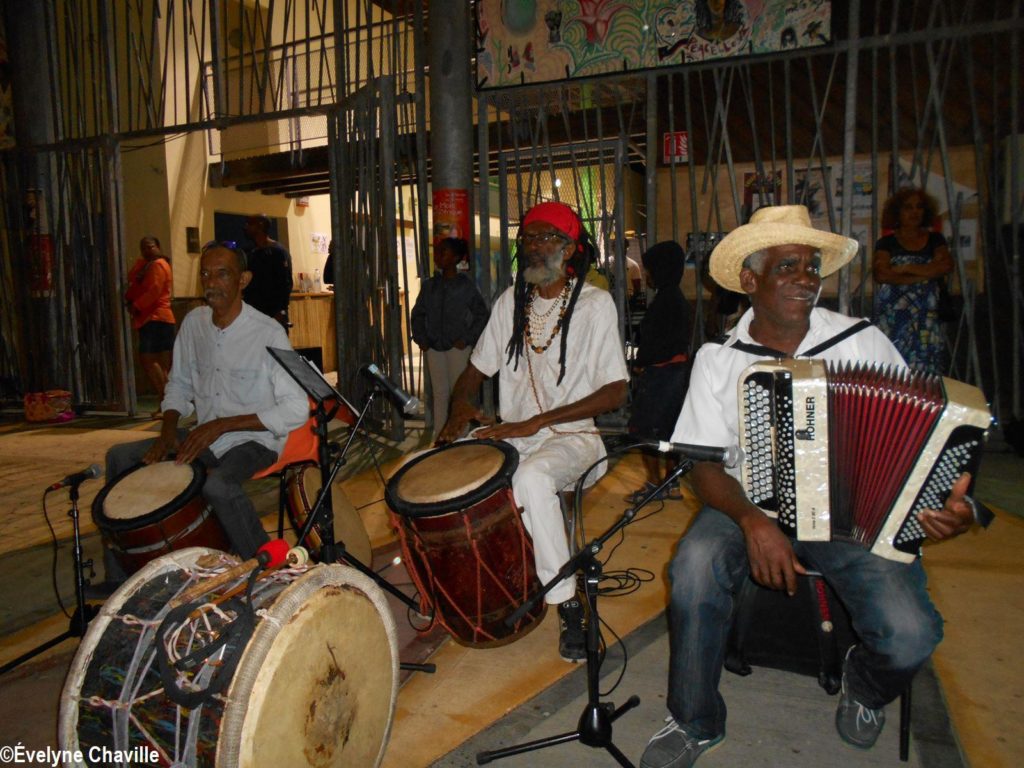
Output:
[222,564,398,768]
[385,440,518,518]
[93,461,205,530]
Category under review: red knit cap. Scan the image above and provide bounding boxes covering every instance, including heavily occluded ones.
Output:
[522,201,581,241]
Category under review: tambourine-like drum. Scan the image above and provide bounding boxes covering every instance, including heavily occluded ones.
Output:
[92,461,230,573]
[385,439,546,647]
[285,463,374,565]
[59,547,398,767]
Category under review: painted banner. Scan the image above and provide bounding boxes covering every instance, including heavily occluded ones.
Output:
[477,0,832,89]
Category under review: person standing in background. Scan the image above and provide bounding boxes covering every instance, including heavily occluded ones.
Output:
[243,214,293,330]
[872,188,953,374]
[411,237,490,439]
[626,240,693,503]
[124,235,175,418]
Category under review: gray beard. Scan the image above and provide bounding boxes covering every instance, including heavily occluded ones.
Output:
[523,251,565,286]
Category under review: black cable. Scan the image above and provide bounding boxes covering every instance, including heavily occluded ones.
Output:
[42,489,71,619]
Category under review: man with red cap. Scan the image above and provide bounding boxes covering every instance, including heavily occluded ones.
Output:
[439,201,629,662]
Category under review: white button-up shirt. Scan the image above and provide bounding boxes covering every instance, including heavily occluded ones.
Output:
[672,307,906,480]
[162,303,309,458]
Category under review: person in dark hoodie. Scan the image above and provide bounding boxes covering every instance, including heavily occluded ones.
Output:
[411,237,490,438]
[627,240,693,503]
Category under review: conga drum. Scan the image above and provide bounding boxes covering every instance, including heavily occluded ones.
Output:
[59,547,399,767]
[92,461,230,574]
[385,439,546,648]
[285,462,374,565]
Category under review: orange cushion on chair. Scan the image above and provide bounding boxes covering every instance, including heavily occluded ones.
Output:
[252,415,320,479]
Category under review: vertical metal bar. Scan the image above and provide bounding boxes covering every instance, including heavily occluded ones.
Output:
[646,73,658,244]
[838,0,861,316]
[1010,18,1022,418]
[209,0,226,116]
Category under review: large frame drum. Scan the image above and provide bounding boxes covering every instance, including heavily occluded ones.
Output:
[385,440,545,647]
[59,547,399,767]
[91,461,230,573]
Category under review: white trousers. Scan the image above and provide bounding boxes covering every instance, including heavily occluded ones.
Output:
[425,346,473,437]
[507,431,607,605]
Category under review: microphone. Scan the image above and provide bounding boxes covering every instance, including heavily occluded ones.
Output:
[48,464,102,491]
[360,362,424,416]
[632,439,742,468]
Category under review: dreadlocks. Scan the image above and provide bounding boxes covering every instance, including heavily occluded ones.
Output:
[505,226,596,385]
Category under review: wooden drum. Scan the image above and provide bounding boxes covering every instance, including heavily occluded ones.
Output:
[385,440,546,648]
[58,547,398,767]
[91,461,230,574]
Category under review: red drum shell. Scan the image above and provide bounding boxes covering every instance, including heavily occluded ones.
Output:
[91,461,230,574]
[386,440,546,647]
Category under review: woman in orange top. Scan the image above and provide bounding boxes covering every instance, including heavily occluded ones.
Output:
[124,235,175,416]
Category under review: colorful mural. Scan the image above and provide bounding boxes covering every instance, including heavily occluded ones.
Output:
[477,0,832,89]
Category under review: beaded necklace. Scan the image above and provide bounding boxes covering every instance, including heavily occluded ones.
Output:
[525,279,573,354]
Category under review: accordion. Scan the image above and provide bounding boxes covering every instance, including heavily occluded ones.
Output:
[739,359,991,563]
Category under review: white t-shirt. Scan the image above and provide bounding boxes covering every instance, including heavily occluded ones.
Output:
[471,281,629,457]
[672,307,907,480]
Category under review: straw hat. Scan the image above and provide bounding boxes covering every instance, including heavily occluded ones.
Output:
[709,205,858,292]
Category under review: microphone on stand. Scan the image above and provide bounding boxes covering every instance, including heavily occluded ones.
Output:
[360,362,424,416]
[47,464,103,491]
[628,439,742,468]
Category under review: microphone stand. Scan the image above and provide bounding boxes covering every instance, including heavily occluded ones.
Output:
[293,388,422,614]
[1,480,99,676]
[476,458,695,767]
[281,371,435,675]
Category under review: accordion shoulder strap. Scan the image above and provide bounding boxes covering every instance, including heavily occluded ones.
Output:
[722,318,873,360]
[800,319,873,358]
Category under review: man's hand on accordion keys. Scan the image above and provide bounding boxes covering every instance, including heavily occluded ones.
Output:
[917,471,975,542]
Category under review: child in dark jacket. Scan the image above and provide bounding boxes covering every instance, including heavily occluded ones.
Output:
[627,240,693,502]
[410,238,490,438]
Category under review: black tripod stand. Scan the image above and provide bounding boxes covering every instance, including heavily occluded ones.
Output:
[1,478,100,676]
[476,457,695,767]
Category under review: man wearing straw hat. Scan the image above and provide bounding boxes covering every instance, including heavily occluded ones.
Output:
[640,205,979,767]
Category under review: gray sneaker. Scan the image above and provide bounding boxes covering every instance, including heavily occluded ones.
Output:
[640,716,724,768]
[835,670,886,749]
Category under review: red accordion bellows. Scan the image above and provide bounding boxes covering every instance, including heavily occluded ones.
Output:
[740,360,990,562]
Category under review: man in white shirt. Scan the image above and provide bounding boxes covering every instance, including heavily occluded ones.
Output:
[640,206,979,768]
[103,243,308,570]
[439,201,628,662]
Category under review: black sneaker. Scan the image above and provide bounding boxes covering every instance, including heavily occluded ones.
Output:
[640,716,724,768]
[558,598,586,662]
[835,650,885,749]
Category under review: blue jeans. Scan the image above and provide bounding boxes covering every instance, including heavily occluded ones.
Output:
[666,506,944,739]
[105,433,277,560]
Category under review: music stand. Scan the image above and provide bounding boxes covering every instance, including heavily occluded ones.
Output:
[267,347,420,613]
